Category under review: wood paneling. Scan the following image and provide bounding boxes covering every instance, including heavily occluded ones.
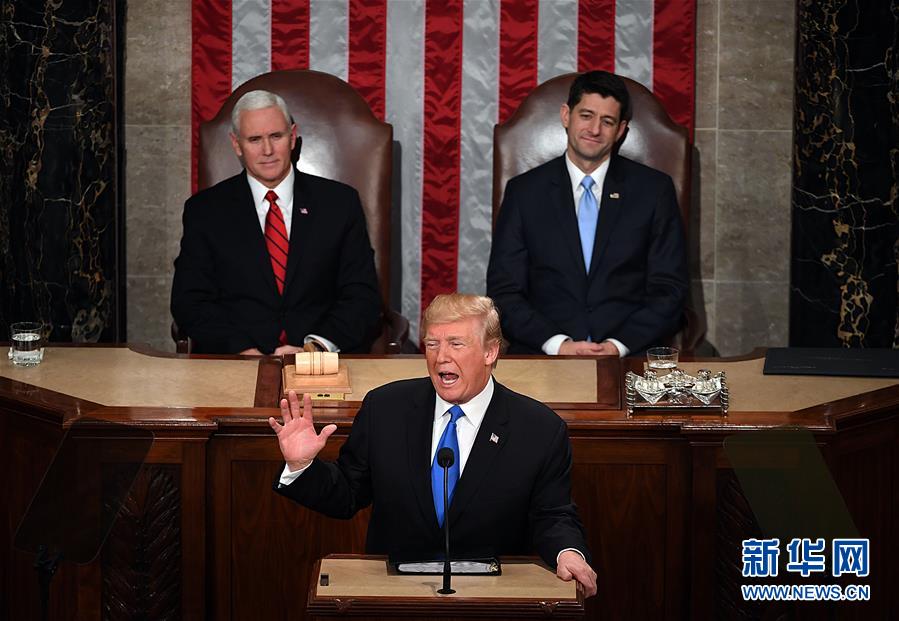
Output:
[102,465,182,620]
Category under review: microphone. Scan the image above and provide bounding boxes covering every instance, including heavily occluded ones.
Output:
[437,447,454,469]
[436,447,455,595]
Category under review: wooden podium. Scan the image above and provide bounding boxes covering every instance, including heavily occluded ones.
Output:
[306,555,585,619]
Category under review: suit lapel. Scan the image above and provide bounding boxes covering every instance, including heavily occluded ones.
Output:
[551,157,588,279]
[447,380,510,525]
[283,171,312,292]
[406,381,440,529]
[589,155,626,280]
[236,174,279,296]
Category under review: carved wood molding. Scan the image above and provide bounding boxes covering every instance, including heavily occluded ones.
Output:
[102,465,181,620]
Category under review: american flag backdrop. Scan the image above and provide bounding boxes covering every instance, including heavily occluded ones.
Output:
[191,0,696,337]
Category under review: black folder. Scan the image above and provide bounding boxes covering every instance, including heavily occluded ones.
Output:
[763,347,899,378]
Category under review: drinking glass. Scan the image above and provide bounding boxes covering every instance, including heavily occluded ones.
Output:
[646,346,678,375]
[10,322,44,367]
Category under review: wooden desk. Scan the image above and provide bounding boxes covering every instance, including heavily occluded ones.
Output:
[2,347,896,620]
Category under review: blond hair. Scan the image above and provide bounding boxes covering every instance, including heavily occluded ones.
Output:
[420,294,502,347]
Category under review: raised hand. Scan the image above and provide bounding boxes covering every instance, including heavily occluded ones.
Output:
[268,391,337,471]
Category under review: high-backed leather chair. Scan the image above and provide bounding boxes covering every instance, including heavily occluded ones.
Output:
[492,73,704,350]
[174,69,408,354]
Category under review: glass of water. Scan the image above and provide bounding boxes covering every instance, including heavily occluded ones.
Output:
[10,322,44,367]
[646,346,678,375]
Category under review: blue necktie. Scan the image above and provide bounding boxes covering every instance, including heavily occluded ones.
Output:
[577,176,598,272]
[431,405,465,526]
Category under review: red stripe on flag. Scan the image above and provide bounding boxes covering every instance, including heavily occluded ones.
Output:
[191,1,232,193]
[272,0,310,71]
[498,0,539,124]
[348,0,387,120]
[420,0,464,315]
[653,0,696,134]
[577,0,615,72]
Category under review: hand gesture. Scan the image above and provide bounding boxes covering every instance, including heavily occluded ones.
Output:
[268,391,337,472]
[558,340,617,356]
[273,344,303,356]
[556,550,598,597]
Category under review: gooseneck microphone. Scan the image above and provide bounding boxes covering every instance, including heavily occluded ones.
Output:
[436,447,455,595]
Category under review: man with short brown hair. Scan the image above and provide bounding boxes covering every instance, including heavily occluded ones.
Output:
[487,71,688,357]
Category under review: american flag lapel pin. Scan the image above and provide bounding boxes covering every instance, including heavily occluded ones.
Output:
[489,433,499,444]
[609,192,620,199]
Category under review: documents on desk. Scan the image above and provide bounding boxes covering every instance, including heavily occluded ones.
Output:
[389,558,501,575]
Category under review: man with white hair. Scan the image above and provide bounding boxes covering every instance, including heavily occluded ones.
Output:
[172,89,381,355]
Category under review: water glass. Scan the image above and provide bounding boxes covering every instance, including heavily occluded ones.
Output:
[10,322,44,367]
[646,346,678,375]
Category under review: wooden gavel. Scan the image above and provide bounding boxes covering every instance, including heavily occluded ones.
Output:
[294,351,338,376]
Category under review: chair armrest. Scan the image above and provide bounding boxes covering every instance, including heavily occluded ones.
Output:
[671,305,706,355]
[171,320,192,354]
[369,309,410,354]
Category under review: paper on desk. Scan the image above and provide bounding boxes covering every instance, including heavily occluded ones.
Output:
[397,560,499,574]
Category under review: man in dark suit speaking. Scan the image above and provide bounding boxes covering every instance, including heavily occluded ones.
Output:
[269,294,597,596]
[171,90,381,355]
[487,71,688,356]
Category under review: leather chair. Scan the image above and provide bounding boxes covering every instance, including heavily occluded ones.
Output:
[174,69,408,354]
[492,73,705,351]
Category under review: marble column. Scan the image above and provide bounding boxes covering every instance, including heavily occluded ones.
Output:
[0,0,122,342]
[791,0,899,347]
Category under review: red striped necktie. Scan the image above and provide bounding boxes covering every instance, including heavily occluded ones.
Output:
[264,190,289,345]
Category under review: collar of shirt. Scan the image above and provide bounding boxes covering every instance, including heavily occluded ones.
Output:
[565,153,610,216]
[431,376,495,473]
[247,166,295,237]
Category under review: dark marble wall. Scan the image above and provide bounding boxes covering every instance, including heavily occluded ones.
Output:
[0,0,123,342]
[791,0,899,347]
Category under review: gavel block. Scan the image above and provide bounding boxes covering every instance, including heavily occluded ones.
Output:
[283,352,351,400]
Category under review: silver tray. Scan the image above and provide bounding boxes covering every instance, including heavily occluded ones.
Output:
[625,368,729,417]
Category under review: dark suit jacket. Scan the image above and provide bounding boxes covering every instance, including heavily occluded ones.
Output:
[486,154,688,354]
[171,171,381,354]
[273,378,590,568]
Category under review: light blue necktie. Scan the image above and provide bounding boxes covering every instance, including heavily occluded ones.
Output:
[577,175,598,272]
[431,405,465,526]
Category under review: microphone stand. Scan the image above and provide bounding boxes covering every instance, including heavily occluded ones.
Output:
[437,451,455,595]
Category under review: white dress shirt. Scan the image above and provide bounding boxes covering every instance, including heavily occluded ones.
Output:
[429,377,494,471]
[246,168,295,237]
[246,168,337,351]
[541,154,629,357]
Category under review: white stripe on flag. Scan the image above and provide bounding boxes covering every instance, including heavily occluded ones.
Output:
[386,0,426,340]
[231,0,271,90]
[457,0,500,297]
[614,0,654,89]
[309,0,349,81]
[538,0,578,83]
